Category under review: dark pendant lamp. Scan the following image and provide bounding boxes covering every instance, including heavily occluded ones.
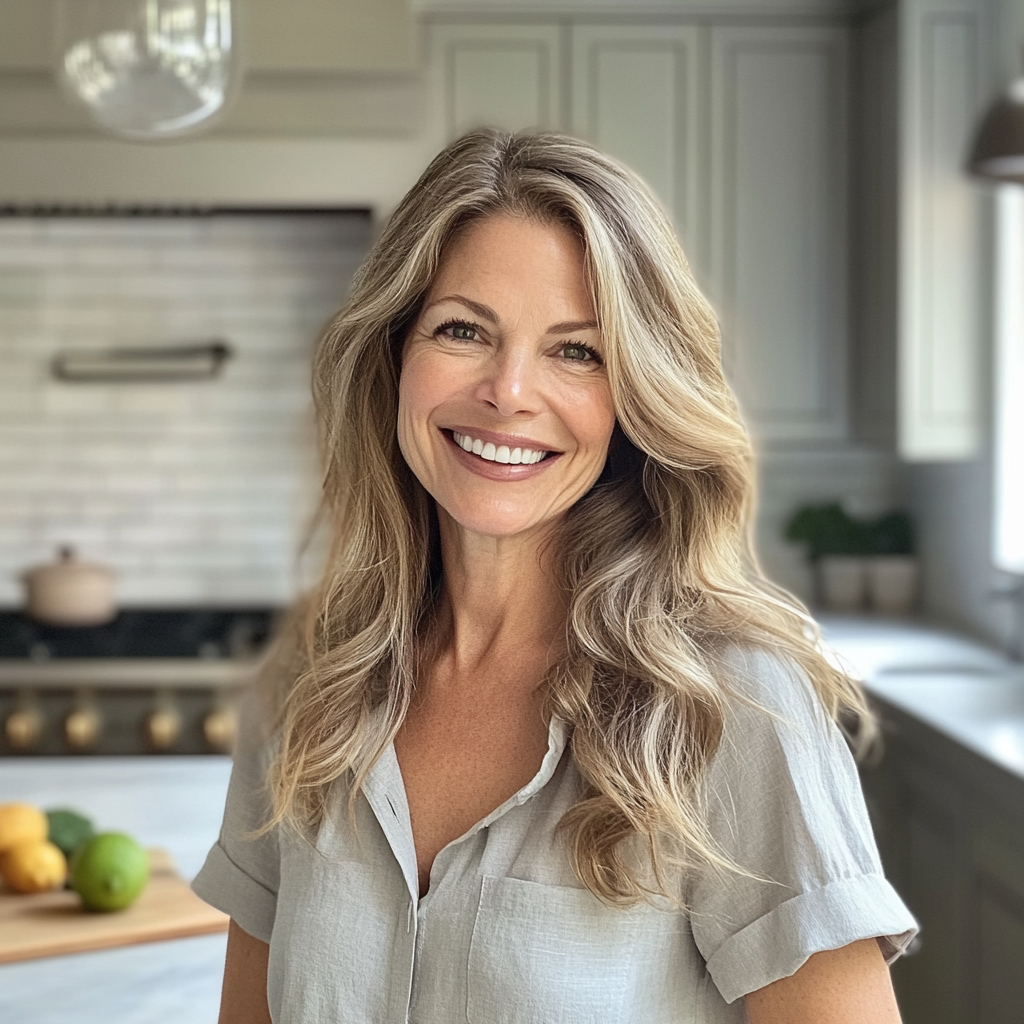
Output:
[969,73,1024,183]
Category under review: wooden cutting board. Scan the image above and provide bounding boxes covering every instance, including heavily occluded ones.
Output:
[0,848,228,964]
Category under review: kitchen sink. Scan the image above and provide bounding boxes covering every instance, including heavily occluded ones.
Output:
[867,669,1024,776]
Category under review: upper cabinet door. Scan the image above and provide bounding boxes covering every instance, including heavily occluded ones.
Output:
[897,0,989,461]
[428,23,566,143]
[570,24,703,267]
[709,25,850,445]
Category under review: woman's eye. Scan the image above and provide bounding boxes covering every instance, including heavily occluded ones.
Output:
[560,343,599,363]
[437,321,478,341]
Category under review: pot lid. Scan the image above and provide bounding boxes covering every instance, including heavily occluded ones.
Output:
[23,546,115,581]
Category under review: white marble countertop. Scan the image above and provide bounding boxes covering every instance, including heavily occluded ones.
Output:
[0,756,232,1024]
[819,615,1024,781]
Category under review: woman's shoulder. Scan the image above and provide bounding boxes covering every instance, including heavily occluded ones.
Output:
[713,642,831,727]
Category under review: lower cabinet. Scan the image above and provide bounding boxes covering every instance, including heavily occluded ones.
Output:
[860,703,1024,1023]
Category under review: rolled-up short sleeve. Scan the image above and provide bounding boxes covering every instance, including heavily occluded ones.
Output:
[688,647,918,1005]
[191,691,280,944]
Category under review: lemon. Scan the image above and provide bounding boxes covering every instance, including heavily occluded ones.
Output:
[0,803,48,854]
[0,839,67,893]
[70,832,149,912]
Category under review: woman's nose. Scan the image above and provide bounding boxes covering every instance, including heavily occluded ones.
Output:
[477,346,543,417]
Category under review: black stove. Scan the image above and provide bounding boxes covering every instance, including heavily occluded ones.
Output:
[0,609,278,757]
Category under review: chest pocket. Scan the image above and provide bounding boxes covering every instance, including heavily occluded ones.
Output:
[467,875,644,1024]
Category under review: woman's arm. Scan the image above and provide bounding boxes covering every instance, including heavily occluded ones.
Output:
[218,918,273,1024]
[745,938,902,1024]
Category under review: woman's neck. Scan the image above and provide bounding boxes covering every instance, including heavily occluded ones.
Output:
[430,510,567,691]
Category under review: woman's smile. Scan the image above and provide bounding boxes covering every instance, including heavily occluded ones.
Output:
[397,213,616,541]
[449,429,553,466]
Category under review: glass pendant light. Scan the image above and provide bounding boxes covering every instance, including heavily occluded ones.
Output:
[54,0,238,141]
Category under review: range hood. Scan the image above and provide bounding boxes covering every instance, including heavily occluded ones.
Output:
[0,136,432,213]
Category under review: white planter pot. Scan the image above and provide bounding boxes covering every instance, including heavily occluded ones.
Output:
[867,555,919,616]
[818,556,868,612]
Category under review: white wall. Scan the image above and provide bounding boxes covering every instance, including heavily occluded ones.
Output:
[0,212,370,606]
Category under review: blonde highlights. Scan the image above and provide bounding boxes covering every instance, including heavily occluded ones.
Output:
[263,129,871,904]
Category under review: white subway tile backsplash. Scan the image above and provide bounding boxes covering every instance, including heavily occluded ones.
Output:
[0,211,370,606]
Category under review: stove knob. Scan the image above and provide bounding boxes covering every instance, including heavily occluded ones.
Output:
[5,708,43,751]
[144,707,181,752]
[202,707,237,753]
[64,706,102,752]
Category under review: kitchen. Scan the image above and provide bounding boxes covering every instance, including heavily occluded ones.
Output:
[1,0,1024,1021]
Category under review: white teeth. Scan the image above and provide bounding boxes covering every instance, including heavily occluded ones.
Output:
[451,431,549,465]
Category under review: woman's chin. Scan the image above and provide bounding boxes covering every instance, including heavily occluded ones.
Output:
[438,504,563,544]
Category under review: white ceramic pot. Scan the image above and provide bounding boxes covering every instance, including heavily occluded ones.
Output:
[21,547,117,626]
[818,555,868,612]
[867,555,919,616]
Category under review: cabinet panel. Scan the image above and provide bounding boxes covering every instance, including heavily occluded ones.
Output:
[570,25,702,259]
[709,26,849,444]
[898,793,967,1023]
[429,23,565,142]
[976,884,1024,1024]
[971,815,1024,1021]
[898,2,987,460]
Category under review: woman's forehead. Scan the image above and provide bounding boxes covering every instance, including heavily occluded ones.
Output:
[424,214,595,317]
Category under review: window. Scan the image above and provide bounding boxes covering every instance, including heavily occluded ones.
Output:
[993,184,1024,573]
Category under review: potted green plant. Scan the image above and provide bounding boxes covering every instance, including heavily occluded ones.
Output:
[784,502,873,610]
[784,504,918,615]
[865,512,918,615]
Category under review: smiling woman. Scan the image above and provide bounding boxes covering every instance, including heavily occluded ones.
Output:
[192,130,917,1024]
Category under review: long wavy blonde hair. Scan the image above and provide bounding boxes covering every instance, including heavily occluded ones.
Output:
[263,128,871,905]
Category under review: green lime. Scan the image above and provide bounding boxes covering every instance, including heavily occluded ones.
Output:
[70,832,149,912]
[46,808,95,860]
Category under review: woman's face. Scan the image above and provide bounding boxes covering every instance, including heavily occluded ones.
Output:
[398,214,616,542]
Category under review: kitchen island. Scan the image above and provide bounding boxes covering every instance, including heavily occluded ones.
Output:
[0,756,232,1024]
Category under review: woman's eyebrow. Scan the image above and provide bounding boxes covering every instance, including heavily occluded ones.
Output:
[422,298,598,336]
[424,294,499,323]
[547,319,599,334]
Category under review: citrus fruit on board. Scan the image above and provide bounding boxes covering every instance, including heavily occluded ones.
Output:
[0,803,48,854]
[46,808,96,859]
[70,832,149,912]
[0,839,67,893]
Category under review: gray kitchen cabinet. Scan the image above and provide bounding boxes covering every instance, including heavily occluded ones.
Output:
[861,698,1024,1023]
[853,0,992,460]
[896,753,971,1022]
[972,813,1024,1023]
[426,21,567,145]
[707,24,850,445]
[569,24,704,272]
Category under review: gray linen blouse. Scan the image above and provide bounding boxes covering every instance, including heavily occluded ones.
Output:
[193,647,917,1024]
